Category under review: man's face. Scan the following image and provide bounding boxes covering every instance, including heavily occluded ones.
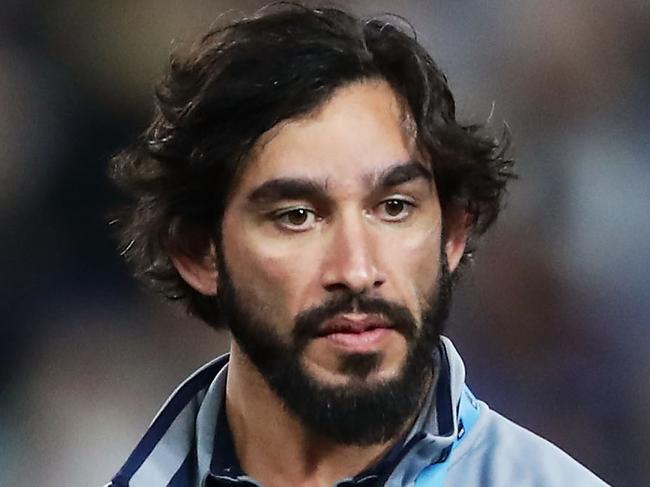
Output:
[217,80,463,443]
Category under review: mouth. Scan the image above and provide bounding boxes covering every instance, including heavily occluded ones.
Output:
[316,313,395,351]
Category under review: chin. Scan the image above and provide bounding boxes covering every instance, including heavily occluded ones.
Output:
[306,349,408,387]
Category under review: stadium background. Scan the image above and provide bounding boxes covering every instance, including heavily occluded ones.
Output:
[1,1,648,485]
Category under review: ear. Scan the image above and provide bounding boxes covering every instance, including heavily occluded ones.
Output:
[170,245,218,296]
[444,209,471,273]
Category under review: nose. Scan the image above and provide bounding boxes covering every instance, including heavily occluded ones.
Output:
[320,211,385,295]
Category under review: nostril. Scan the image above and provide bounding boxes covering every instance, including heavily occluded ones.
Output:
[323,282,352,293]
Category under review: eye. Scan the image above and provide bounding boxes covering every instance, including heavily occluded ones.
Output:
[274,208,318,231]
[377,198,414,222]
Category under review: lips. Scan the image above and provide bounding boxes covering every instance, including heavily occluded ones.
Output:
[316,314,394,351]
[317,313,393,337]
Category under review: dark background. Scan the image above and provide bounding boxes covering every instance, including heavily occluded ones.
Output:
[1,1,648,485]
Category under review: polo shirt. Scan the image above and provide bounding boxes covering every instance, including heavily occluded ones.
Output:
[108,337,609,486]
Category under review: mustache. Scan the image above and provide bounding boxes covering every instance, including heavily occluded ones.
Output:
[292,294,417,349]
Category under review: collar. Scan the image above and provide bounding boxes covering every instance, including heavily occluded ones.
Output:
[110,336,469,487]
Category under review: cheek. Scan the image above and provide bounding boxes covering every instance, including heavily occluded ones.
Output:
[381,224,442,310]
[222,222,316,320]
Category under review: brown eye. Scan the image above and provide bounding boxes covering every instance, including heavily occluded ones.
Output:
[378,198,414,222]
[384,200,405,217]
[274,207,318,231]
[287,208,309,225]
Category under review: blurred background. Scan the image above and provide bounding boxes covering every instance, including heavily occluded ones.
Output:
[1,0,648,485]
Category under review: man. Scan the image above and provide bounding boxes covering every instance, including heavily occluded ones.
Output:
[107,4,607,486]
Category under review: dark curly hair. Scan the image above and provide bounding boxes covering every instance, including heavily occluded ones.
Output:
[109,3,515,328]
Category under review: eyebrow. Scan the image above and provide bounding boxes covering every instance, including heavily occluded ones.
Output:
[246,160,433,205]
[246,177,329,205]
[373,160,433,189]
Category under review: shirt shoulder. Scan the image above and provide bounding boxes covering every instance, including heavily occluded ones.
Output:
[444,402,610,487]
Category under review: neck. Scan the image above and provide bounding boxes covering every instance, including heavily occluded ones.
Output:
[225,343,413,487]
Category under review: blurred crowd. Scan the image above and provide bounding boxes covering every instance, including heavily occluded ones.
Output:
[1,1,648,485]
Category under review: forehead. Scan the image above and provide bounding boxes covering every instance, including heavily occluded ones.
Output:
[237,80,419,191]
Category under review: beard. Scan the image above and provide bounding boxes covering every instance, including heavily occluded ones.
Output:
[216,251,454,446]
